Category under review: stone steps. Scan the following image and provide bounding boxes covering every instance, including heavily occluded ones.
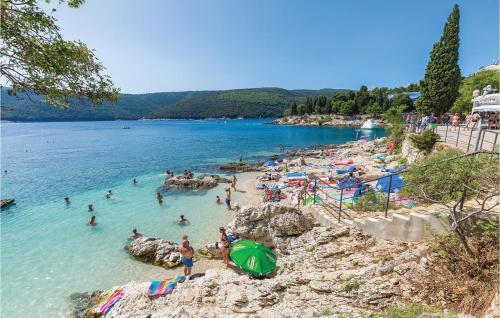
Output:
[311,205,449,241]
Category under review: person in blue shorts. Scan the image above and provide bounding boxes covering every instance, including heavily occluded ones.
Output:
[178,235,194,276]
[225,188,232,210]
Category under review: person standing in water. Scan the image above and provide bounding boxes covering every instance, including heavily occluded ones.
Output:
[178,235,194,276]
[128,228,143,240]
[64,197,70,205]
[132,178,138,185]
[87,215,96,226]
[156,192,163,205]
[88,204,94,212]
[225,188,232,210]
[216,195,221,204]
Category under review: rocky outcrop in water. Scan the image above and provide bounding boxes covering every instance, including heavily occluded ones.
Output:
[219,162,259,172]
[164,174,230,190]
[69,291,102,318]
[126,237,181,268]
[227,203,316,252]
[272,114,383,127]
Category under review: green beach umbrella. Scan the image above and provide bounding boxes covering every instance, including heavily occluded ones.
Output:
[230,240,277,277]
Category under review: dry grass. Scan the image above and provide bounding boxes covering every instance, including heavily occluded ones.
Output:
[421,224,499,316]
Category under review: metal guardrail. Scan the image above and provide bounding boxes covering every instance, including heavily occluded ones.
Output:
[296,151,499,222]
[407,123,499,153]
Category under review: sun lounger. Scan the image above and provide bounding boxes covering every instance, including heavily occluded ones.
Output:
[287,172,307,180]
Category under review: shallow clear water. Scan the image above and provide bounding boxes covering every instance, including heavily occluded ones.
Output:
[1,119,383,317]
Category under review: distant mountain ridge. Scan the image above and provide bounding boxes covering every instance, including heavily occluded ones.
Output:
[0,87,347,121]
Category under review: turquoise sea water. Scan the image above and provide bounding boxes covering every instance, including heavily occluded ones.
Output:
[1,119,383,317]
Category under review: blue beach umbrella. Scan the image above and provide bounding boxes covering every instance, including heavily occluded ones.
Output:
[265,161,278,167]
[376,174,404,193]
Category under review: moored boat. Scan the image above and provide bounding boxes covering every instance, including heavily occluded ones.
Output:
[1,198,15,209]
[360,119,379,129]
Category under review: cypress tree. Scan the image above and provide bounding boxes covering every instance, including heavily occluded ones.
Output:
[418,4,461,115]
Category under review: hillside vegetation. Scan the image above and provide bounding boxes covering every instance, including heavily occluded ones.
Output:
[148,88,343,119]
[1,88,197,121]
[1,87,344,121]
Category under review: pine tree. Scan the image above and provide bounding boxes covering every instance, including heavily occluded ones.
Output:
[354,85,370,114]
[418,4,461,115]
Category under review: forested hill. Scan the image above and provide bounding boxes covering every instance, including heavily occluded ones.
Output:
[0,88,198,121]
[1,87,345,121]
[147,88,342,119]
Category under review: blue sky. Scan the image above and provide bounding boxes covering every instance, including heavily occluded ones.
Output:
[46,0,499,93]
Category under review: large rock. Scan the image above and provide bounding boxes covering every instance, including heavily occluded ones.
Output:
[228,203,315,252]
[164,174,229,190]
[69,291,102,318]
[126,237,181,268]
[401,136,426,165]
[196,173,231,183]
[219,162,259,172]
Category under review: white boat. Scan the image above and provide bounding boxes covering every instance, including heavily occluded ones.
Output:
[360,119,379,129]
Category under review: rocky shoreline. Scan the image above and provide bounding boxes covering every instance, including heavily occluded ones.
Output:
[70,138,392,317]
[69,137,498,318]
[271,114,384,127]
[74,204,436,318]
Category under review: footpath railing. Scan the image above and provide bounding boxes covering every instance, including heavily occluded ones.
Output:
[296,151,499,222]
[406,123,500,153]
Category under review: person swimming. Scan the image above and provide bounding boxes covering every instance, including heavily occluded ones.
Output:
[105,193,111,199]
[87,215,96,226]
[216,195,221,204]
[88,204,94,212]
[132,178,138,185]
[64,197,70,205]
[128,228,143,240]
[178,214,189,225]
[108,190,113,195]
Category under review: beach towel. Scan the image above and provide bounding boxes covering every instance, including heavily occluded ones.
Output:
[336,166,355,175]
[334,160,353,166]
[99,288,125,317]
[336,178,357,189]
[288,179,306,187]
[148,275,185,297]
